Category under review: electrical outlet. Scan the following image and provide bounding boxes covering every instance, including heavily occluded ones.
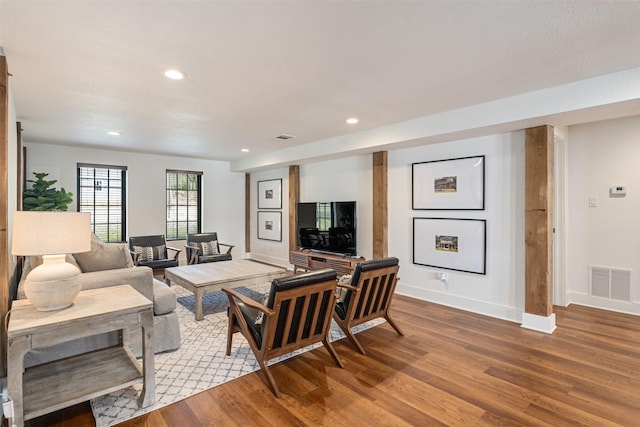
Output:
[2,398,13,419]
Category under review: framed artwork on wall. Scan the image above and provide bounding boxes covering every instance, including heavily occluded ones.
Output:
[412,155,485,210]
[257,178,282,209]
[257,211,282,241]
[413,217,486,274]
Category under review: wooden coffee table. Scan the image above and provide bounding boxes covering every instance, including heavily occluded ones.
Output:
[165,259,287,321]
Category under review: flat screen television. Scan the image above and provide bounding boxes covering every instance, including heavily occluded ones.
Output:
[297,201,357,256]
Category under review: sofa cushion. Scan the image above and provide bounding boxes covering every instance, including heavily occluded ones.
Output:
[153,279,177,315]
[74,236,133,273]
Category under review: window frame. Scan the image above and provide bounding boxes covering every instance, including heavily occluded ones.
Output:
[77,163,127,242]
[166,169,202,240]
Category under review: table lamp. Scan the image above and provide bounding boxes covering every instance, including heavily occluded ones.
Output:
[11,211,91,311]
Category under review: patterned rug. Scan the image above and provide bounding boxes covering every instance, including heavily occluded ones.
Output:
[90,282,382,427]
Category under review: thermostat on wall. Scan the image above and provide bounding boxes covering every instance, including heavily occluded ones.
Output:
[610,186,627,196]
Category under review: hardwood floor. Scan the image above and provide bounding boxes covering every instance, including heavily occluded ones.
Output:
[26,295,640,426]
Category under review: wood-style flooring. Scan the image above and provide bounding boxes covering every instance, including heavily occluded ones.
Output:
[26,295,640,426]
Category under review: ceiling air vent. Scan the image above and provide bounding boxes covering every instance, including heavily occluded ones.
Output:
[275,134,295,140]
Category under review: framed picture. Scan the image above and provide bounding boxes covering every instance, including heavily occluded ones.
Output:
[413,217,486,274]
[412,155,485,210]
[257,211,282,241]
[257,179,282,209]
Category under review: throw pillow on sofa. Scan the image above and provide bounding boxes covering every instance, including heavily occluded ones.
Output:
[74,234,134,272]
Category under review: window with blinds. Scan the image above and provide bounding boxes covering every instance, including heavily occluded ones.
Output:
[166,170,202,240]
[77,163,127,242]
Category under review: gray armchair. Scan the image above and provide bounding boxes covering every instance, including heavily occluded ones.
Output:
[185,232,234,265]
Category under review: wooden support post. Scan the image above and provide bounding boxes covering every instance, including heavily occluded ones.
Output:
[1,55,9,374]
[373,152,388,259]
[289,165,300,253]
[245,173,250,253]
[524,125,555,332]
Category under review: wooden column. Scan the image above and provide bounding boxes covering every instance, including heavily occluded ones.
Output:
[525,125,554,317]
[373,152,388,259]
[288,165,300,253]
[245,173,250,253]
[1,55,9,375]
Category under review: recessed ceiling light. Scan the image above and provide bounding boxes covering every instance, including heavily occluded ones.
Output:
[164,69,185,80]
[346,118,359,124]
[241,148,250,152]
[106,131,121,136]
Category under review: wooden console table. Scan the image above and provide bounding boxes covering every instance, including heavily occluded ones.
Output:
[8,285,155,426]
[290,250,365,276]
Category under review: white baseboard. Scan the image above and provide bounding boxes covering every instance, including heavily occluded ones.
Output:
[396,282,520,324]
[567,291,640,316]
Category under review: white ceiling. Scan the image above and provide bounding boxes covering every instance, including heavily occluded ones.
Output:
[2,1,640,167]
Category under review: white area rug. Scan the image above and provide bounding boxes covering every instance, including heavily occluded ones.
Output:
[90,283,382,427]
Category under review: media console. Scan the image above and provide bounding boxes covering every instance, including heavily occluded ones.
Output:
[289,249,365,277]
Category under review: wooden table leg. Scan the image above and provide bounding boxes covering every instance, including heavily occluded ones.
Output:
[8,335,31,427]
[137,309,155,408]
[195,289,204,321]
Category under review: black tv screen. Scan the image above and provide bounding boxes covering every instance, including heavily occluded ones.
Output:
[297,201,356,256]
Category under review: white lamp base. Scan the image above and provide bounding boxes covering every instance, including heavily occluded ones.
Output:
[24,254,82,311]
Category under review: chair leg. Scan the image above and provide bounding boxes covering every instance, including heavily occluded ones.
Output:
[322,338,344,368]
[343,327,366,355]
[334,318,367,355]
[226,314,235,356]
[333,314,367,355]
[258,359,281,398]
[385,312,404,336]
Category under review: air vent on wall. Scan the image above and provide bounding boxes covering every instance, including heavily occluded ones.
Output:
[589,265,632,302]
[275,134,295,140]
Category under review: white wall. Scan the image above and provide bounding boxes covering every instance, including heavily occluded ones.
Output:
[248,156,372,267]
[28,115,640,322]
[389,133,526,322]
[249,167,289,266]
[248,133,527,323]
[566,115,640,314]
[23,143,247,261]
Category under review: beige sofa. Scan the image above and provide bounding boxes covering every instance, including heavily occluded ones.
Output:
[17,236,181,367]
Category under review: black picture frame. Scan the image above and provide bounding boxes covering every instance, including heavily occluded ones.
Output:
[257,179,282,209]
[257,211,282,241]
[412,155,485,210]
[413,217,486,274]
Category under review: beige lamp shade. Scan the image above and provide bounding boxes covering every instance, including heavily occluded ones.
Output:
[12,211,91,256]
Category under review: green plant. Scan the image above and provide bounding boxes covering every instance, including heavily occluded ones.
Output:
[23,172,74,211]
